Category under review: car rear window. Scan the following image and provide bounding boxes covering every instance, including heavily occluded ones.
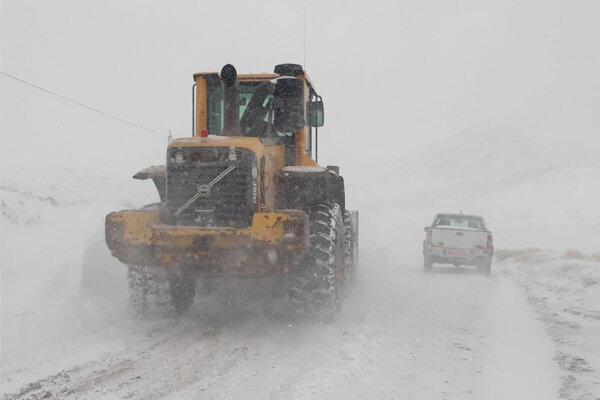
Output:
[433,215,485,230]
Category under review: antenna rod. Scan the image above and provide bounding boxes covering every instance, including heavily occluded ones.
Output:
[303,7,306,69]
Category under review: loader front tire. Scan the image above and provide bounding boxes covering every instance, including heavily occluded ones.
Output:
[289,202,345,322]
[127,265,170,315]
[169,267,196,315]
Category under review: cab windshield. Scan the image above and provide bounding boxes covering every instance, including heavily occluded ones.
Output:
[207,81,292,138]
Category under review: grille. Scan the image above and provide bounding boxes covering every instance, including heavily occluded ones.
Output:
[166,147,256,227]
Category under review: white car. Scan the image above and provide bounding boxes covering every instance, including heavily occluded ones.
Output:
[423,213,493,274]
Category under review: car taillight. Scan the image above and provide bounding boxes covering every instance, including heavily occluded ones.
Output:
[487,234,493,248]
[426,230,432,242]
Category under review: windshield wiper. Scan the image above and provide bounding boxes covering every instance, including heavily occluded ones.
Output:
[174,164,236,216]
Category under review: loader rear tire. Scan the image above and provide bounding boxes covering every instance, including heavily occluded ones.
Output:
[343,210,359,288]
[289,202,345,322]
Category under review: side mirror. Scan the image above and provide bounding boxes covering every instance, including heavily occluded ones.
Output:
[307,100,324,127]
[274,77,305,132]
[327,165,339,174]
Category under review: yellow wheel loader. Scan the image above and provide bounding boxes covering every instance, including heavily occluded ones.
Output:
[105,64,359,319]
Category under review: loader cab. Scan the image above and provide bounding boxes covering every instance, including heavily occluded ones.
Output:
[192,64,324,164]
[204,80,296,139]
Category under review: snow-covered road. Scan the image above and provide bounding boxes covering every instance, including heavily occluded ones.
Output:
[5,246,589,400]
[2,156,599,399]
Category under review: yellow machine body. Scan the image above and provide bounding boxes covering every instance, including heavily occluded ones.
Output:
[106,66,326,277]
[106,206,308,277]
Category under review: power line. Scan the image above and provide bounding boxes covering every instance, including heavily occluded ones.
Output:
[0,71,164,137]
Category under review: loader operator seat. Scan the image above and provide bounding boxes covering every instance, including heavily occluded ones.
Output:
[240,82,274,137]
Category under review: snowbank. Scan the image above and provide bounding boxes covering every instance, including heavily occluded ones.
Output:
[0,166,158,371]
[496,248,600,399]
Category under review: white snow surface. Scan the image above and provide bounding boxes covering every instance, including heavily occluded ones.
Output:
[1,132,599,399]
[282,166,328,173]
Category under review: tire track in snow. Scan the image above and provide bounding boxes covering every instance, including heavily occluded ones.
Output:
[482,276,561,400]
[497,255,600,400]
[1,304,382,400]
[2,250,566,400]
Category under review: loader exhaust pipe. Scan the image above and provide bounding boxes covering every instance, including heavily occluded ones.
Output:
[221,64,240,136]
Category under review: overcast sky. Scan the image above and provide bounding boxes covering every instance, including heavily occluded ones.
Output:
[2,0,599,178]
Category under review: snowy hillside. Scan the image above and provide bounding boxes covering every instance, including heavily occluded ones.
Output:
[355,129,600,257]
[0,167,157,367]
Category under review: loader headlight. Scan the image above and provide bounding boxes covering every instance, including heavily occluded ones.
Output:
[170,151,185,164]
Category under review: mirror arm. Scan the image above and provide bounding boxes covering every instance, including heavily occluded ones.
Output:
[315,94,322,162]
[315,123,318,163]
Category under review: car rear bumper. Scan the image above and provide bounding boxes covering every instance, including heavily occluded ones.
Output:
[423,243,493,266]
